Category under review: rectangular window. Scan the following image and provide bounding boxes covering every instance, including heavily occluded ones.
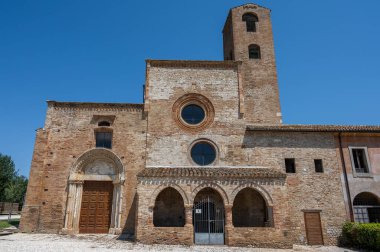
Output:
[246,21,256,32]
[349,147,370,174]
[96,132,112,149]
[285,158,296,173]
[314,159,323,173]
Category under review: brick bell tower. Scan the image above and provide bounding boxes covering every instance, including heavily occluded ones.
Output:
[223,3,282,124]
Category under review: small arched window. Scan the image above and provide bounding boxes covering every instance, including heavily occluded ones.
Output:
[248,44,261,59]
[242,13,258,32]
[98,121,111,127]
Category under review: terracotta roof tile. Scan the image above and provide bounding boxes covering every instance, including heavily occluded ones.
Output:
[246,124,380,133]
[138,167,286,179]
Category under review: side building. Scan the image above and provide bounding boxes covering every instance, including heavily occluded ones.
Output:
[20,3,380,248]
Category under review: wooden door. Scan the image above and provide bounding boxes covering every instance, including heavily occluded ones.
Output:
[304,212,324,245]
[79,181,113,233]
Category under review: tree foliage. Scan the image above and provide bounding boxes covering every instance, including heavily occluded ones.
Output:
[0,153,28,204]
[340,222,380,250]
[4,175,28,204]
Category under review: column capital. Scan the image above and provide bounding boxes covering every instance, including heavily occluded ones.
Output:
[112,179,125,185]
[225,204,233,210]
[69,180,84,185]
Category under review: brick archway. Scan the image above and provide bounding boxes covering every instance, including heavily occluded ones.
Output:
[149,184,189,207]
[231,184,273,206]
[231,185,274,227]
[153,187,186,227]
[192,183,229,205]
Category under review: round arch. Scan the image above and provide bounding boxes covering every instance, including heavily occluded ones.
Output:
[232,188,267,227]
[153,187,186,227]
[231,184,273,206]
[192,182,229,205]
[353,192,380,206]
[353,192,380,223]
[242,12,259,21]
[150,184,189,207]
[69,148,124,182]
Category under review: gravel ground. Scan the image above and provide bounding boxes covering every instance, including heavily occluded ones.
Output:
[0,233,355,252]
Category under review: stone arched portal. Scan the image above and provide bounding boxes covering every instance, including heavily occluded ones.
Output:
[62,148,125,234]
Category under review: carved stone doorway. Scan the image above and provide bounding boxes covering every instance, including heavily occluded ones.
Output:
[62,148,125,234]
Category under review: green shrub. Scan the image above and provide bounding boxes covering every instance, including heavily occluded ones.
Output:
[341,222,380,250]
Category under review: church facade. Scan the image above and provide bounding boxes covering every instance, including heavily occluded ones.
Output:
[20,3,380,248]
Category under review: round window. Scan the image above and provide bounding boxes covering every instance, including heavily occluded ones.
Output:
[172,93,214,132]
[191,142,216,166]
[181,104,205,125]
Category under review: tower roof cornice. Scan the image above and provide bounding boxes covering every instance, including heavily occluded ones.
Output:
[230,3,271,12]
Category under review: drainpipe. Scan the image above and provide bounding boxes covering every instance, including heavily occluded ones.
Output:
[338,132,354,222]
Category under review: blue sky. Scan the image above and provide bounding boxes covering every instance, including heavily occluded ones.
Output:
[1,0,379,177]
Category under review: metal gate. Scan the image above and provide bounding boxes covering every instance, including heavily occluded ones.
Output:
[193,196,225,245]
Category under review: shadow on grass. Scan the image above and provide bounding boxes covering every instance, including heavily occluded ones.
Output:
[8,220,19,228]
[0,220,19,229]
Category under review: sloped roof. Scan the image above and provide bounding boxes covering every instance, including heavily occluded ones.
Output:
[138,167,286,179]
[246,124,380,133]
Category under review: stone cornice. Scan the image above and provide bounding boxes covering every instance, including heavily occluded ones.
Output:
[246,124,380,134]
[146,59,242,69]
[47,100,143,112]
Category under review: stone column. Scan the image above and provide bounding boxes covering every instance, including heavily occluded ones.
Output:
[110,180,123,234]
[62,180,83,234]
[224,204,233,246]
[72,181,84,233]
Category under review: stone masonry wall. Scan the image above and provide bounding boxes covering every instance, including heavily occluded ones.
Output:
[243,131,347,245]
[136,177,290,248]
[20,102,147,235]
[136,131,347,247]
[146,63,247,168]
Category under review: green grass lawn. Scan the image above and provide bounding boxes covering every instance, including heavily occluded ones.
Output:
[0,220,19,229]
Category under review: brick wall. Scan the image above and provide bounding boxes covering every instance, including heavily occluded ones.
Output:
[20,102,147,235]
[136,131,347,247]
[223,4,282,124]
[145,61,246,168]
